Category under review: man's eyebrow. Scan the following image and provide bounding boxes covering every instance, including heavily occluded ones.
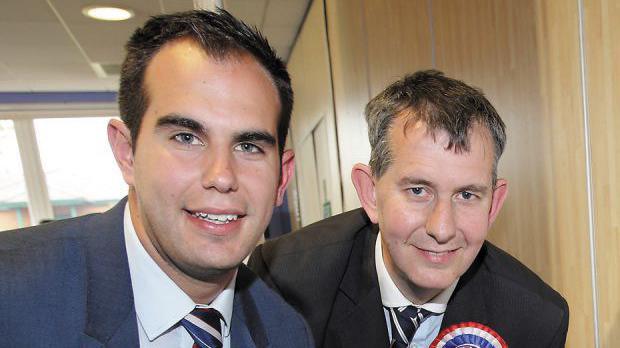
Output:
[458,184,490,194]
[233,131,276,146]
[398,177,490,194]
[155,114,205,134]
[398,177,434,187]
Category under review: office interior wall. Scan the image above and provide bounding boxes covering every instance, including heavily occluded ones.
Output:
[288,0,620,345]
[324,0,433,211]
[286,0,343,226]
[431,1,593,346]
[363,0,434,96]
[323,0,371,211]
[584,0,620,346]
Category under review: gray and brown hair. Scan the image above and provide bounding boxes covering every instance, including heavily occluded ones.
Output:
[365,70,506,183]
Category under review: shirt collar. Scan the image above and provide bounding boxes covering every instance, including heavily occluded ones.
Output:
[123,203,236,341]
[375,231,458,314]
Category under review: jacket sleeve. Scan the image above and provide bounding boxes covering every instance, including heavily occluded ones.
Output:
[247,244,280,293]
[548,299,569,347]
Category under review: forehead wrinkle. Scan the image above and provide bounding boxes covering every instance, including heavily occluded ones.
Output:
[390,129,493,189]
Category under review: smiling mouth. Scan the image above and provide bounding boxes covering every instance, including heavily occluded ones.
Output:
[188,211,241,224]
[416,246,459,258]
[424,250,452,256]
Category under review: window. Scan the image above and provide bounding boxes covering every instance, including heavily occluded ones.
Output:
[0,114,127,231]
[34,117,127,220]
[0,120,30,230]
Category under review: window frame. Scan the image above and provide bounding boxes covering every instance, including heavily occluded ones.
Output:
[0,101,119,226]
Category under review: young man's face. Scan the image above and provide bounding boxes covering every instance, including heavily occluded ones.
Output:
[355,117,507,303]
[112,38,293,281]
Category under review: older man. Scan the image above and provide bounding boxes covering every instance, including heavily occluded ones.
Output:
[250,70,568,347]
[0,10,313,348]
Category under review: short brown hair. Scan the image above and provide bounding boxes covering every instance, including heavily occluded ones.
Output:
[118,9,293,155]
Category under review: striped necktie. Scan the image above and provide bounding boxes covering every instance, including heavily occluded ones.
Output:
[387,305,432,347]
[180,307,223,348]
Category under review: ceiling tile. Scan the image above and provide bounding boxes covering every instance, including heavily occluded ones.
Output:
[0,62,15,82]
[0,0,306,91]
[262,25,298,44]
[0,0,57,21]
[264,0,309,27]
[224,0,268,28]
[273,45,291,60]
[163,0,195,13]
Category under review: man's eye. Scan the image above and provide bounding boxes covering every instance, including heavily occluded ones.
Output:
[173,133,202,145]
[235,143,262,153]
[460,191,475,200]
[410,187,425,196]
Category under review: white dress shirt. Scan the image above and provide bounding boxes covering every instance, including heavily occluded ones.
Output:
[375,232,458,348]
[123,203,235,347]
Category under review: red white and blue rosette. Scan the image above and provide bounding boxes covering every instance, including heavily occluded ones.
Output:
[430,322,507,348]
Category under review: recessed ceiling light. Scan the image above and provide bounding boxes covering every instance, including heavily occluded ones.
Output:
[82,6,134,21]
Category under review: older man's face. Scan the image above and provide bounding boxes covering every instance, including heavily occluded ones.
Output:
[362,118,507,302]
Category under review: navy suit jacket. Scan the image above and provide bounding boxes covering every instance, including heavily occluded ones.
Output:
[249,209,569,347]
[0,199,313,348]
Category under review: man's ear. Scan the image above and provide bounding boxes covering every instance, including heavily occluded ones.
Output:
[351,163,379,223]
[275,149,295,206]
[488,178,508,225]
[108,119,135,186]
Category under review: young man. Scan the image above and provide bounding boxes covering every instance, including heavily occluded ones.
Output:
[250,70,568,347]
[0,10,313,348]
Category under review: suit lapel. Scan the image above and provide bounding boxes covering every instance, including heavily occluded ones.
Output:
[440,245,489,330]
[231,265,269,348]
[326,225,390,347]
[81,311,137,348]
[81,199,139,347]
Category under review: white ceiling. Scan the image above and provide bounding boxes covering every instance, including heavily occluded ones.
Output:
[0,0,310,92]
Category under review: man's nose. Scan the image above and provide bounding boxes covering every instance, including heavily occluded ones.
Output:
[201,151,239,193]
[425,199,457,243]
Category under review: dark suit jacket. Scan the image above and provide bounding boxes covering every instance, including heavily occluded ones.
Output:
[0,199,313,348]
[249,209,569,347]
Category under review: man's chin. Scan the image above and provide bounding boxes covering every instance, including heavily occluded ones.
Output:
[175,258,241,282]
[411,275,457,293]
[404,269,459,293]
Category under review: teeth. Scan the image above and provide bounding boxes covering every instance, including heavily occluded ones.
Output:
[193,212,239,224]
[423,249,451,256]
[430,251,447,256]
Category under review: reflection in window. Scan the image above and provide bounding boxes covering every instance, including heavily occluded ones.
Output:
[34,117,127,220]
[0,120,30,230]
